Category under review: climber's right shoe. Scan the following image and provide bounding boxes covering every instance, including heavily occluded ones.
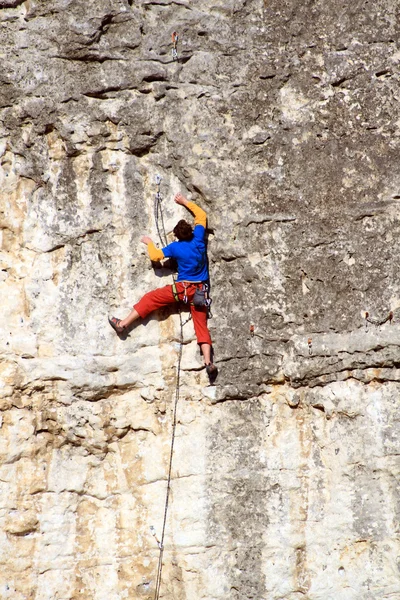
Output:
[206,363,218,383]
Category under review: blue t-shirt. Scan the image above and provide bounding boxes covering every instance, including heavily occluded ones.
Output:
[162,225,209,282]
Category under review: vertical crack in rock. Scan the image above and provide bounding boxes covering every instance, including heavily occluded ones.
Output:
[207,400,268,599]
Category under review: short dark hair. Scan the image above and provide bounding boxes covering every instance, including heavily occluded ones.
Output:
[173,219,193,241]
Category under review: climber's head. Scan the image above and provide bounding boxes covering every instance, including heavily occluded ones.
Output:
[173,219,193,241]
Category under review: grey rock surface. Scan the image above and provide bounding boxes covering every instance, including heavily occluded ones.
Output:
[1,0,400,598]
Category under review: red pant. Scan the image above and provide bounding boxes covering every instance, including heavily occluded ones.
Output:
[134,282,212,346]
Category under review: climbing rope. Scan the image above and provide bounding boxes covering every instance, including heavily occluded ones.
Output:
[153,313,183,600]
[152,174,188,600]
[154,175,168,248]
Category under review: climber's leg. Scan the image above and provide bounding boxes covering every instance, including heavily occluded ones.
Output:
[200,342,211,365]
[133,284,176,318]
[190,304,217,379]
[190,305,212,348]
[118,308,140,330]
[109,285,176,334]
[108,309,140,333]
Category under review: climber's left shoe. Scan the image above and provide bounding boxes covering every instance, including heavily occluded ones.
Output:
[108,316,125,334]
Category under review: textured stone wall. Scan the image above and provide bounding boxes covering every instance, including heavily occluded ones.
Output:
[1,0,400,598]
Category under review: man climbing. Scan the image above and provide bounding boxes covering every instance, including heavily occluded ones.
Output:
[108,193,218,380]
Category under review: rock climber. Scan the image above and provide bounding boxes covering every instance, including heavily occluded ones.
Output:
[108,193,218,380]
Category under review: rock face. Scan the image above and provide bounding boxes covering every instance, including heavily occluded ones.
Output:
[1,0,400,598]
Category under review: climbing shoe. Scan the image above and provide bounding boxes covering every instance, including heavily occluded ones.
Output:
[206,363,218,383]
[108,316,125,334]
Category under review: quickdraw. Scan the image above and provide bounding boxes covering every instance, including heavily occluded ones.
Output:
[365,310,393,330]
[156,174,161,199]
[172,31,178,61]
[154,175,168,247]
[150,526,162,549]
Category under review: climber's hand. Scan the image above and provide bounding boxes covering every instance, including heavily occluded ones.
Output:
[174,193,188,206]
[141,236,153,245]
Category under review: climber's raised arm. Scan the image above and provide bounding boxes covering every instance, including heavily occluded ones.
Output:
[174,193,207,228]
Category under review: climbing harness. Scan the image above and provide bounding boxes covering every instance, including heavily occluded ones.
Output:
[365,310,393,331]
[171,281,212,315]
[172,31,178,61]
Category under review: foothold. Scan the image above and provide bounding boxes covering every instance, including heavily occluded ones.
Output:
[287,393,300,408]
[307,337,312,356]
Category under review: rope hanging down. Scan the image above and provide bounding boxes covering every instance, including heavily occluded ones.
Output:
[153,314,183,600]
[152,174,186,600]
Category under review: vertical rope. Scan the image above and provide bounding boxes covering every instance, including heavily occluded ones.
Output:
[153,175,184,600]
[153,318,183,600]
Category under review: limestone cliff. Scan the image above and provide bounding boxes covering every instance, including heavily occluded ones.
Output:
[1,0,400,598]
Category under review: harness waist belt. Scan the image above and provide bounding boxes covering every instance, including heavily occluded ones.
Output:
[172,281,207,302]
